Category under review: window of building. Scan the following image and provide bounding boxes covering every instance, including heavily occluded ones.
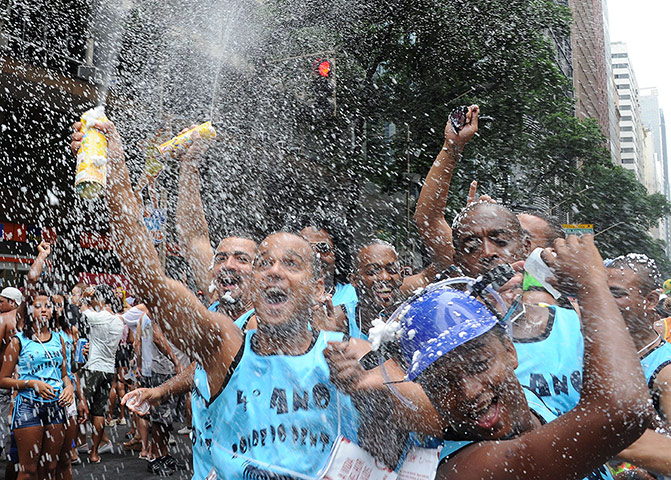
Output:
[612,53,628,58]
[621,148,634,153]
[621,158,634,164]
[620,116,632,121]
[619,94,631,100]
[620,126,633,132]
[620,105,631,110]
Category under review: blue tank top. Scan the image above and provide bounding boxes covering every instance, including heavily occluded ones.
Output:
[207,304,255,331]
[514,306,584,414]
[198,329,359,479]
[15,331,64,402]
[333,283,358,334]
[640,340,671,416]
[436,388,613,480]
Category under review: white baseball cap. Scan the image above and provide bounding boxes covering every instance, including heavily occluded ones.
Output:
[0,287,23,306]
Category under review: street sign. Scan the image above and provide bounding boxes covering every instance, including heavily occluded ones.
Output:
[562,224,594,236]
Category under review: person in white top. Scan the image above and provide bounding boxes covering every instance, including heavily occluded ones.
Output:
[80,285,124,463]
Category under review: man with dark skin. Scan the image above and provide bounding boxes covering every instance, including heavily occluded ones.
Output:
[605,255,671,477]
[71,120,383,479]
[408,235,652,480]
[518,211,566,251]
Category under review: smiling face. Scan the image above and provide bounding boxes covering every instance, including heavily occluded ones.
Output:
[417,329,526,441]
[352,243,403,311]
[32,295,53,326]
[212,237,257,306]
[251,233,322,327]
[607,266,657,334]
[454,204,529,277]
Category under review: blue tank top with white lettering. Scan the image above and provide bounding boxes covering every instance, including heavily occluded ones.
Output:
[199,329,359,479]
[15,331,64,402]
[333,283,358,335]
[640,340,671,416]
[514,306,584,414]
[436,388,613,480]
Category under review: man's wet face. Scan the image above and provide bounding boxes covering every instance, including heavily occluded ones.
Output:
[417,331,522,441]
[251,233,320,326]
[213,237,257,305]
[455,204,529,277]
[300,227,336,289]
[353,244,403,311]
[0,296,13,313]
[607,267,650,330]
[70,286,82,306]
[518,213,553,250]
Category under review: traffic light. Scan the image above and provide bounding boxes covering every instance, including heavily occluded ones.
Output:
[311,57,336,117]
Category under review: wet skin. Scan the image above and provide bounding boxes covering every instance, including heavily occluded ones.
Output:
[251,232,322,329]
[454,204,530,277]
[518,213,554,251]
[417,330,534,441]
[212,237,257,306]
[352,243,403,312]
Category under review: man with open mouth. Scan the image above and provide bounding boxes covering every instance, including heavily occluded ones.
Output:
[399,235,650,480]
[74,119,370,480]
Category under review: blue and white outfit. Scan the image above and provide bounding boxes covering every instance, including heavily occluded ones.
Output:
[436,388,613,480]
[514,306,584,414]
[193,330,359,480]
[12,331,66,429]
[208,303,255,331]
[332,283,359,335]
[640,340,671,417]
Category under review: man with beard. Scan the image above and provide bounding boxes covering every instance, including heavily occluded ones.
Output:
[605,254,671,477]
[72,120,367,479]
[400,235,649,480]
[174,127,257,330]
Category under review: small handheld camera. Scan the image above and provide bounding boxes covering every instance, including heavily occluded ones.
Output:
[449,106,470,134]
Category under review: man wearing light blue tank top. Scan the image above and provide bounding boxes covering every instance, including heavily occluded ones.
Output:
[512,276,584,414]
[606,255,671,477]
[391,234,651,480]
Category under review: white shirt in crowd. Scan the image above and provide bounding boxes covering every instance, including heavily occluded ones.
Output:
[83,309,124,374]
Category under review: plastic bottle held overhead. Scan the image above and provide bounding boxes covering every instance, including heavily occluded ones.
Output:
[524,248,561,299]
[157,121,216,156]
[75,106,109,199]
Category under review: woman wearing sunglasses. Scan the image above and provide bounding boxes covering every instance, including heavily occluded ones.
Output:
[0,292,74,480]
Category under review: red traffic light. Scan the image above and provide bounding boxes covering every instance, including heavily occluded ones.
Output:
[313,59,331,77]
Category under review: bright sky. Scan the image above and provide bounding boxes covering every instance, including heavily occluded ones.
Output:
[607,0,671,166]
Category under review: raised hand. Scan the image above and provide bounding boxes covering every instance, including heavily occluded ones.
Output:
[445,105,479,149]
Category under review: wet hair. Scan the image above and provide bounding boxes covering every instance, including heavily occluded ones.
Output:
[93,284,123,312]
[219,229,261,245]
[452,202,526,251]
[354,239,399,270]
[607,254,662,294]
[518,210,565,247]
[18,291,59,339]
[299,220,353,285]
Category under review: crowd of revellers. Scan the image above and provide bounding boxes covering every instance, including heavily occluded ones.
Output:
[0,105,670,479]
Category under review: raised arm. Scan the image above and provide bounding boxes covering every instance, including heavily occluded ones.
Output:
[440,235,653,480]
[175,133,215,298]
[413,106,479,270]
[70,121,243,379]
[617,430,671,477]
[26,241,51,291]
